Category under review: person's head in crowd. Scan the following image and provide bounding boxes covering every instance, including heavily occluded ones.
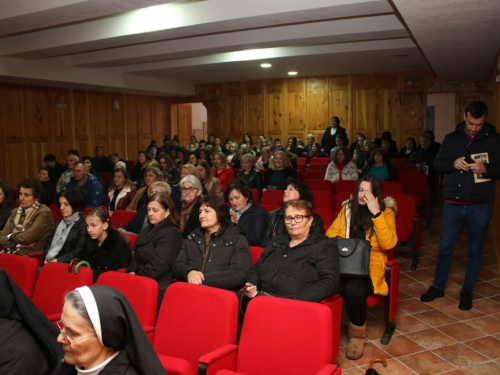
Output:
[115,161,127,170]
[109,153,120,166]
[72,161,88,184]
[67,153,79,170]
[144,167,164,186]
[59,188,85,218]
[236,148,247,162]
[199,140,206,148]
[68,149,79,157]
[208,135,215,145]
[363,139,372,151]
[241,153,255,173]
[213,152,229,170]
[0,182,13,211]
[283,178,315,208]
[243,133,253,146]
[188,151,199,166]
[420,134,432,150]
[85,207,110,244]
[381,131,393,142]
[274,139,282,149]
[198,195,231,233]
[333,146,351,164]
[297,138,304,147]
[159,155,174,171]
[335,134,345,148]
[37,167,52,182]
[190,135,197,144]
[138,151,152,167]
[111,168,132,191]
[214,137,222,148]
[306,134,315,146]
[330,116,340,128]
[148,181,171,197]
[81,156,93,172]
[198,148,212,163]
[43,154,57,169]
[312,142,322,156]
[177,147,189,165]
[266,138,273,148]
[423,130,436,142]
[225,179,254,212]
[381,139,391,152]
[258,134,266,142]
[272,150,291,170]
[196,160,212,182]
[255,139,263,148]
[172,135,180,145]
[356,133,366,147]
[180,163,201,181]
[147,144,157,157]
[94,146,105,159]
[147,159,160,169]
[287,136,297,150]
[180,175,202,205]
[147,192,180,227]
[168,145,178,160]
[188,143,196,152]
[228,141,238,155]
[371,148,389,166]
[17,179,43,209]
[405,137,417,151]
[260,146,271,161]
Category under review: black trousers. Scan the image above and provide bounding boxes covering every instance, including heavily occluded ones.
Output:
[338,276,373,326]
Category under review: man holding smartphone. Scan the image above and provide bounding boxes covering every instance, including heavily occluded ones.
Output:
[420,101,500,310]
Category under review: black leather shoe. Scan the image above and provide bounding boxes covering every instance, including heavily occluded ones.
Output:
[459,291,473,310]
[420,286,445,302]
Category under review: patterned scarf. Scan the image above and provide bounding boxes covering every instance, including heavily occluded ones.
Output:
[13,200,42,234]
[180,197,199,230]
[229,203,252,223]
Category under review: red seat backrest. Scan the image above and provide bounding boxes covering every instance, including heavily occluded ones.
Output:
[304,170,326,181]
[0,253,38,298]
[305,179,334,193]
[111,210,136,228]
[313,190,333,210]
[49,203,63,222]
[390,193,417,242]
[380,181,404,195]
[399,172,428,207]
[309,157,330,165]
[250,189,260,204]
[308,164,329,172]
[261,189,284,206]
[249,246,264,265]
[335,180,358,196]
[314,207,333,232]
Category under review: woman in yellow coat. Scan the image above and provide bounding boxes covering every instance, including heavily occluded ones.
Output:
[326,175,397,360]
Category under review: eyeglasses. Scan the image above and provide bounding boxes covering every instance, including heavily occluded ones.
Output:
[56,321,96,345]
[181,187,199,193]
[284,215,311,224]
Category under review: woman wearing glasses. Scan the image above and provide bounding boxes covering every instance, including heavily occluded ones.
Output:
[176,175,203,238]
[243,200,339,307]
[53,285,165,375]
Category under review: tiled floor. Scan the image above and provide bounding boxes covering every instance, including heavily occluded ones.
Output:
[335,195,500,375]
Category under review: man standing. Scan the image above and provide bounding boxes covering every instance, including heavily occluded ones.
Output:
[420,101,500,310]
[66,161,103,208]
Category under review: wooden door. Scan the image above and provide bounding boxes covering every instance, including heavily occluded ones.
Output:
[171,104,193,147]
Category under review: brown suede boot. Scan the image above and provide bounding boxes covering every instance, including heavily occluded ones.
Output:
[346,322,366,360]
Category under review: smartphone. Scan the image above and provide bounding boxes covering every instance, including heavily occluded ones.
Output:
[464,156,474,164]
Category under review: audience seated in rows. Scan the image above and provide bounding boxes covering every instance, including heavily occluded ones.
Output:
[264,150,297,190]
[324,146,359,183]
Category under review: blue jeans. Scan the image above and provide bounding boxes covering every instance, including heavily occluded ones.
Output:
[433,202,492,293]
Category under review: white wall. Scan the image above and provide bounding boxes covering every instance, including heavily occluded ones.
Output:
[427,93,456,143]
[191,102,207,133]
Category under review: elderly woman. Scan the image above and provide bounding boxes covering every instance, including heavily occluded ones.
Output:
[361,148,397,181]
[53,285,166,375]
[236,154,262,190]
[225,179,268,246]
[326,175,397,360]
[130,151,152,182]
[103,168,136,213]
[0,178,53,255]
[0,183,14,231]
[212,152,236,192]
[37,167,57,206]
[197,160,223,197]
[126,167,164,211]
[43,188,87,264]
[128,193,183,308]
[255,146,271,170]
[259,178,324,247]
[173,195,251,291]
[174,175,203,239]
[244,200,339,307]
[324,146,359,182]
[398,137,417,161]
[57,153,79,193]
[264,151,297,191]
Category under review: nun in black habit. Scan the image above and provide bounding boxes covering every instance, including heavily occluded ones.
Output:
[0,267,63,375]
[52,285,166,375]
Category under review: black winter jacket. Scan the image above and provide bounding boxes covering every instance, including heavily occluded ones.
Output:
[128,220,183,290]
[85,228,131,282]
[246,227,339,302]
[259,208,324,248]
[43,213,87,263]
[173,223,251,291]
[237,204,268,246]
[434,122,500,202]
[236,169,262,191]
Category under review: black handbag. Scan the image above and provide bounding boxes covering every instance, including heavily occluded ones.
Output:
[337,237,371,277]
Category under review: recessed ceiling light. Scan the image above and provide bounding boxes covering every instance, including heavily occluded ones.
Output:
[288,71,298,76]
[260,63,272,68]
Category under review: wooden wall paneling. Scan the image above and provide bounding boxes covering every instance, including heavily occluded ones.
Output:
[227,82,244,140]
[89,91,109,155]
[73,90,90,158]
[377,88,400,141]
[329,76,351,141]
[177,104,193,146]
[108,94,126,158]
[266,79,286,137]
[25,86,50,143]
[455,92,486,124]
[245,80,265,138]
[138,95,154,149]
[306,77,329,144]
[48,88,74,172]
[205,100,226,139]
[153,97,168,143]
[352,76,376,141]
[124,95,140,160]
[287,78,306,141]
[400,93,425,141]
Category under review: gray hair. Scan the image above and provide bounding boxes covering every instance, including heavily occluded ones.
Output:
[64,290,94,332]
[180,175,202,191]
[306,134,315,140]
[241,153,255,164]
[149,181,171,195]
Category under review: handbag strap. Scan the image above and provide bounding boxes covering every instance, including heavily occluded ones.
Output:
[345,203,351,239]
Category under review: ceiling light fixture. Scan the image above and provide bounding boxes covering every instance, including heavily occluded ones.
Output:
[260,63,272,68]
[288,71,298,76]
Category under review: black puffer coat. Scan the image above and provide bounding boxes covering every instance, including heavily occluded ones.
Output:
[43,213,87,263]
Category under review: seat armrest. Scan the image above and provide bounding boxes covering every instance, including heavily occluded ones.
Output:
[316,364,341,374]
[199,344,238,375]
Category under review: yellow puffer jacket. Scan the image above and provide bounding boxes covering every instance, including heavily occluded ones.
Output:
[326,197,398,296]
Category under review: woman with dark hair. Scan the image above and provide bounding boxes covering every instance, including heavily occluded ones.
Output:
[242,133,253,146]
[130,151,152,182]
[0,183,13,231]
[321,116,349,155]
[286,136,302,157]
[225,179,268,246]
[188,151,200,166]
[85,207,130,282]
[159,154,180,185]
[81,155,102,183]
[177,147,190,168]
[326,175,397,359]
[236,154,262,190]
[259,178,324,247]
[53,285,166,375]
[173,195,251,291]
[43,188,87,264]
[128,193,183,308]
[0,179,53,255]
[103,168,136,213]
[264,151,297,191]
[197,160,223,197]
[244,200,339,307]
[361,148,397,181]
[255,147,271,170]
[309,142,327,162]
[126,167,164,211]
[398,137,418,160]
[198,147,213,167]
[212,152,236,192]
[324,146,359,182]
[37,167,57,206]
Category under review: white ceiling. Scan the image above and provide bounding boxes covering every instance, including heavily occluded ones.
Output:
[0,0,498,96]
